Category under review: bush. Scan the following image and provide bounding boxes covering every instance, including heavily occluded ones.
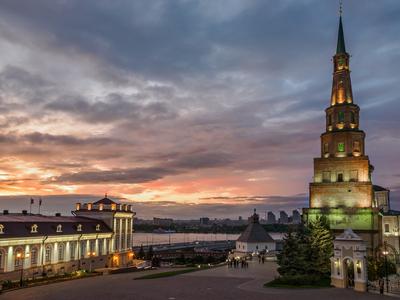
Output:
[265,275,331,288]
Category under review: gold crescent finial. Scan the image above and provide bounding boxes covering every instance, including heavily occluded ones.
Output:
[339,0,343,16]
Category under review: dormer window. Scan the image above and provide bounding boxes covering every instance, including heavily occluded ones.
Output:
[77,224,82,232]
[0,224,4,234]
[56,224,62,233]
[31,224,38,233]
[96,224,101,231]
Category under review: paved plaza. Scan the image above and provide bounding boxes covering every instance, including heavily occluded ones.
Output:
[0,261,392,300]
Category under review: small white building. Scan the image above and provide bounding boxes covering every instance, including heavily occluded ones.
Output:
[235,210,275,255]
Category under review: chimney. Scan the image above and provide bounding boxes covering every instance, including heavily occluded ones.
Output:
[55,213,61,217]
[22,210,28,215]
[3,210,9,215]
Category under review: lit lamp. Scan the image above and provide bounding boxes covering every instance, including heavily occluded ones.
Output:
[383,241,389,293]
[17,252,30,287]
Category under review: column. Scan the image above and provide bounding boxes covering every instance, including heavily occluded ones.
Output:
[24,244,31,269]
[6,246,14,272]
[95,239,99,256]
[65,242,70,262]
[53,242,58,264]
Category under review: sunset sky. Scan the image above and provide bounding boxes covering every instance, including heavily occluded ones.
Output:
[0,1,399,219]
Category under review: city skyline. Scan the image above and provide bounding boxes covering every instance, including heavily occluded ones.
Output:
[0,1,399,219]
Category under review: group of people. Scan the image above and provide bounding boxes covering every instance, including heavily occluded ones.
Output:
[227,258,249,268]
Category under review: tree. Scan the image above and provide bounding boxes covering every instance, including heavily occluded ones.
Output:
[277,228,310,276]
[308,216,333,277]
[277,216,333,279]
[138,244,145,260]
[146,245,154,260]
[367,255,397,281]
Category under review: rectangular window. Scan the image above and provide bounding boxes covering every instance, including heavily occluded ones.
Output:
[31,248,38,265]
[324,143,329,154]
[323,171,331,183]
[350,170,358,182]
[338,142,345,152]
[385,224,390,233]
[337,173,344,182]
[353,141,360,152]
[338,111,345,123]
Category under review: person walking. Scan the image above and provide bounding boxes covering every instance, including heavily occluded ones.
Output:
[379,278,384,295]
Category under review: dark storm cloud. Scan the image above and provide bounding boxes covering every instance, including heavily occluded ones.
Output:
[45,93,176,124]
[50,151,234,184]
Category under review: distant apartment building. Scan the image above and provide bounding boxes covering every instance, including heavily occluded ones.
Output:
[199,217,210,225]
[153,218,173,227]
[266,212,276,224]
[279,211,289,224]
[292,210,301,224]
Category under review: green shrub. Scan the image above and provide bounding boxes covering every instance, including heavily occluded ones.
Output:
[265,275,331,288]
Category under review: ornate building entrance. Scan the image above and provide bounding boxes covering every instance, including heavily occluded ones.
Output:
[331,229,367,292]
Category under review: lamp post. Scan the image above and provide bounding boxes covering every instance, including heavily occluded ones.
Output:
[383,241,389,294]
[87,251,96,273]
[17,251,30,287]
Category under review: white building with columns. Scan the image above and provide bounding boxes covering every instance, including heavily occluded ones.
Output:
[0,196,135,281]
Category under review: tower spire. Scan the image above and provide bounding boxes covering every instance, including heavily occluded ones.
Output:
[336,2,346,54]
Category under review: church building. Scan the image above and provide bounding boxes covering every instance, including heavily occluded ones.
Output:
[303,12,399,256]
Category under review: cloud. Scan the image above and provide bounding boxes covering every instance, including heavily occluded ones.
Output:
[0,1,399,217]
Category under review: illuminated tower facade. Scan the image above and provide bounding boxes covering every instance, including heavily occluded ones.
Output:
[303,15,380,247]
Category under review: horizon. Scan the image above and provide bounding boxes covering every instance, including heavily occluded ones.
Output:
[0,1,399,220]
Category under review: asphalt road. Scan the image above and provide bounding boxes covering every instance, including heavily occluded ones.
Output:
[0,261,392,300]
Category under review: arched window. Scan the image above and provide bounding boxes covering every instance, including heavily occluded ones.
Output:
[77,224,82,232]
[31,224,38,233]
[96,224,100,231]
[80,241,86,258]
[45,245,52,264]
[58,243,65,262]
[0,224,4,234]
[70,242,76,260]
[14,248,24,268]
[338,111,345,123]
[30,247,38,265]
[56,224,62,233]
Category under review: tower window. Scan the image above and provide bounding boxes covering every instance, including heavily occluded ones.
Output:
[323,171,331,183]
[350,170,358,182]
[337,173,344,182]
[353,141,360,152]
[56,224,62,233]
[385,224,390,233]
[324,143,329,154]
[351,112,356,124]
[338,142,345,152]
[338,111,345,123]
[328,114,332,126]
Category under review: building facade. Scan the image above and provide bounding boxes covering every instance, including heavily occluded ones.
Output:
[303,14,399,254]
[235,210,275,256]
[0,196,135,281]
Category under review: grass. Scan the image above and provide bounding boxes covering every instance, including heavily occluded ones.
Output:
[264,276,331,289]
[134,268,199,280]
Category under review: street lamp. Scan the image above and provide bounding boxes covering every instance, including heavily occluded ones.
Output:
[383,242,389,294]
[87,251,96,273]
[17,252,30,287]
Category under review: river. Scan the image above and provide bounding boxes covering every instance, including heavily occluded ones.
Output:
[132,232,240,247]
